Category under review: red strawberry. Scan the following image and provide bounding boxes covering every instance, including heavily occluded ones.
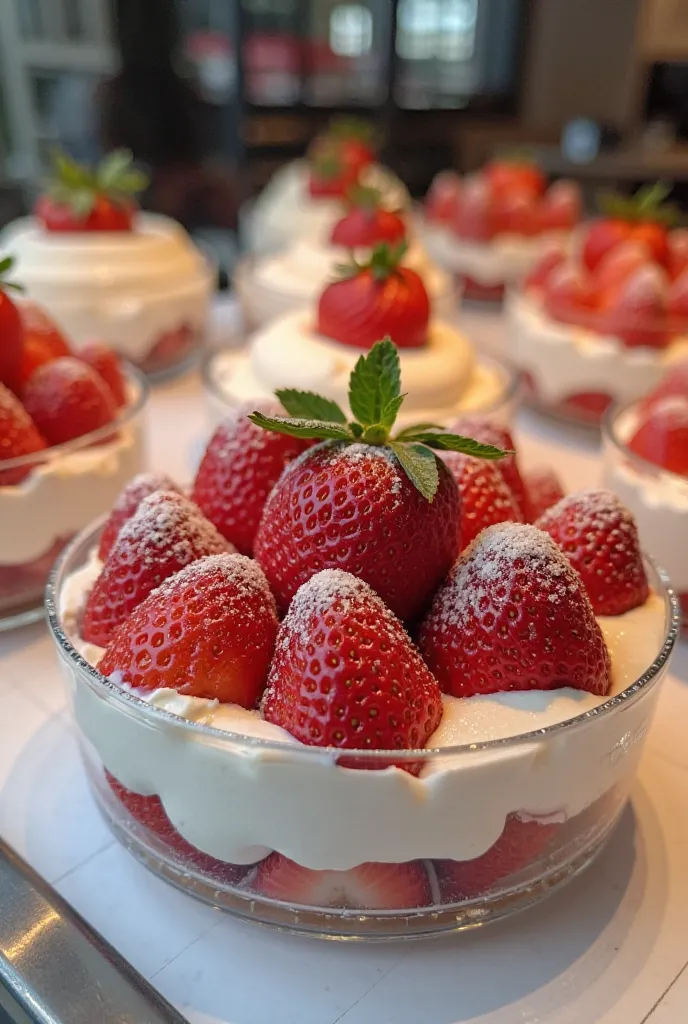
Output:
[34,148,145,232]
[82,490,232,647]
[317,243,429,350]
[17,332,71,393]
[0,382,46,485]
[307,141,359,199]
[536,489,649,615]
[492,190,540,237]
[668,266,688,321]
[582,219,633,272]
[628,396,688,477]
[254,853,432,910]
[629,221,669,266]
[595,240,651,299]
[435,816,558,901]
[524,246,566,292]
[79,341,127,407]
[22,356,117,445]
[522,465,565,523]
[322,118,377,176]
[98,553,277,705]
[255,443,459,620]
[600,264,670,350]
[0,260,24,392]
[485,160,546,198]
[192,405,311,556]
[330,195,406,249]
[452,176,496,242]
[419,522,612,698]
[543,263,598,329]
[448,417,528,521]
[640,361,688,410]
[98,471,183,560]
[538,179,581,232]
[425,171,461,225]
[106,772,250,882]
[262,569,443,750]
[667,229,688,280]
[441,451,521,548]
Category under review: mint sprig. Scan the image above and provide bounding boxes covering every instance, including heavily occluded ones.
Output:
[598,181,681,227]
[249,338,509,502]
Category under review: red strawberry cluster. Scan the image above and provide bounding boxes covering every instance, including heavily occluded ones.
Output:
[82,341,649,910]
[330,186,406,249]
[0,266,129,486]
[34,148,147,233]
[307,117,377,199]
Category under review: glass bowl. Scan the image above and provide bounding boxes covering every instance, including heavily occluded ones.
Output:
[46,525,678,940]
[603,399,688,630]
[201,346,523,432]
[0,366,148,630]
[507,288,688,427]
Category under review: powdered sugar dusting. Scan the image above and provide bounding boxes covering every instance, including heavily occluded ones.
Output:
[537,488,637,535]
[114,490,232,565]
[150,552,276,616]
[111,472,181,514]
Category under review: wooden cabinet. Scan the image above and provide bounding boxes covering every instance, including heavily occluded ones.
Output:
[641,0,688,60]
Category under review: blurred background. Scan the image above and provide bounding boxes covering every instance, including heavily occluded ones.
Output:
[1,0,688,271]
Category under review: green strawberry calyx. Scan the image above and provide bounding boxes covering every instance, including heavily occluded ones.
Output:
[327,116,377,146]
[598,181,680,227]
[45,148,149,218]
[0,255,23,293]
[249,338,509,502]
[334,240,409,283]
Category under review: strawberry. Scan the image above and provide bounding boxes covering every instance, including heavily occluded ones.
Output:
[583,183,678,271]
[582,219,632,273]
[667,229,688,280]
[441,451,521,547]
[630,222,669,266]
[668,266,688,321]
[192,403,311,556]
[317,242,430,350]
[79,341,127,407]
[425,171,461,225]
[600,264,670,350]
[595,240,651,299]
[16,300,71,392]
[0,382,46,485]
[97,553,278,706]
[452,175,496,242]
[536,489,649,615]
[98,471,183,560]
[542,263,597,329]
[330,187,406,248]
[249,340,507,620]
[307,140,359,199]
[628,396,688,477]
[106,771,249,882]
[22,356,117,445]
[435,816,559,901]
[523,246,566,292]
[322,117,377,176]
[485,159,546,198]
[262,568,443,750]
[0,257,24,392]
[491,189,540,237]
[538,179,581,232]
[34,149,146,232]
[522,465,565,523]
[82,490,232,647]
[254,853,432,909]
[640,361,688,410]
[448,416,528,521]
[418,522,612,698]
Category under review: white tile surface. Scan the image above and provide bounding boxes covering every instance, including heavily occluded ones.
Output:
[0,310,687,1024]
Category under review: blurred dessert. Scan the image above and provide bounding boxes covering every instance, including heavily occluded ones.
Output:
[1,149,213,377]
[508,184,688,424]
[420,159,582,303]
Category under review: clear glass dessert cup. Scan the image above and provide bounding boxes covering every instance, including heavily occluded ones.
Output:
[0,366,148,630]
[603,399,688,631]
[46,523,679,940]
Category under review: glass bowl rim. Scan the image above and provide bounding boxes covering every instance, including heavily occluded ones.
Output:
[0,362,149,474]
[603,396,688,488]
[45,521,680,762]
[200,345,522,423]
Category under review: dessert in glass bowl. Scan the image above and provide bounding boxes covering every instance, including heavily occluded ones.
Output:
[508,184,688,425]
[236,186,457,330]
[242,118,410,256]
[0,277,147,628]
[207,242,519,427]
[1,150,213,378]
[48,342,678,938]
[419,160,582,303]
[603,362,688,628]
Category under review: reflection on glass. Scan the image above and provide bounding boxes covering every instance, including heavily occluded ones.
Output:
[330,4,374,57]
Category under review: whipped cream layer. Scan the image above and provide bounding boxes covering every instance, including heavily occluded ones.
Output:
[1,214,213,361]
[237,238,457,329]
[419,220,568,286]
[604,406,688,594]
[244,161,411,256]
[208,310,510,426]
[508,290,688,406]
[60,550,668,871]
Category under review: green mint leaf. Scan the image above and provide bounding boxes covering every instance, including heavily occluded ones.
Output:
[70,188,96,218]
[53,149,90,188]
[380,394,405,430]
[0,255,14,276]
[248,412,352,441]
[115,168,149,194]
[275,389,347,424]
[349,421,364,438]
[404,431,509,459]
[348,337,401,428]
[394,421,444,439]
[97,149,133,190]
[388,441,439,501]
